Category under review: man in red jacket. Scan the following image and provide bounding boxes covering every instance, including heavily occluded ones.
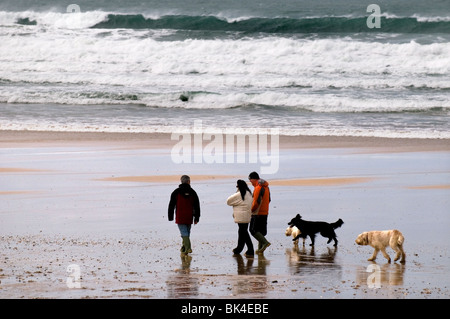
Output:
[168,175,201,255]
[248,171,271,254]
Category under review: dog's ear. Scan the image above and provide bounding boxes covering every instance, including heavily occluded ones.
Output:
[363,232,369,245]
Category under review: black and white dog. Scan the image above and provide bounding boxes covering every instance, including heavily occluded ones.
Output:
[288,214,344,247]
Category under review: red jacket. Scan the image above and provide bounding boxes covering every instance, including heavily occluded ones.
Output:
[250,179,270,215]
[168,183,200,224]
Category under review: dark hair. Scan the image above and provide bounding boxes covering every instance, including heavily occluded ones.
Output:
[237,179,252,200]
[248,171,260,180]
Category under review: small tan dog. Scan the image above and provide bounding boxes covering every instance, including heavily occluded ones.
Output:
[285,226,305,245]
[355,230,406,263]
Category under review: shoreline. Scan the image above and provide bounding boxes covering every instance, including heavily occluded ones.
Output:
[1,130,449,152]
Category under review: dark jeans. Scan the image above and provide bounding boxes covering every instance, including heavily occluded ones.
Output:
[234,223,254,255]
[249,215,268,236]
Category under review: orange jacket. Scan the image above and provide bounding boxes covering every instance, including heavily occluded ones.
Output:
[250,179,270,215]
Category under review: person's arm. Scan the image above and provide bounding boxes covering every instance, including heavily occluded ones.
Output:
[193,190,200,224]
[226,192,241,206]
[250,186,262,213]
[168,190,177,221]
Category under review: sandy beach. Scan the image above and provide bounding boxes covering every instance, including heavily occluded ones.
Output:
[0,130,449,299]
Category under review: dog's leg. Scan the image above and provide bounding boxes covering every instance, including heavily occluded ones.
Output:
[300,234,307,246]
[398,244,406,263]
[368,248,379,261]
[325,236,338,246]
[401,249,406,264]
[309,234,315,247]
[391,242,406,263]
[324,229,338,245]
[392,245,402,262]
[333,237,338,247]
[381,247,391,263]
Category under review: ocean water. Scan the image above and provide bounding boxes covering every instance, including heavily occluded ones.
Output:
[0,0,449,138]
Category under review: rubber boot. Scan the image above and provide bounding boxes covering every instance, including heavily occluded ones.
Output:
[253,232,271,254]
[180,238,186,253]
[182,236,192,255]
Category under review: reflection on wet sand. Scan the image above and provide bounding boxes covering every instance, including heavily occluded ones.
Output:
[356,262,405,288]
[166,254,199,298]
[166,253,272,298]
[286,245,341,276]
[231,254,269,297]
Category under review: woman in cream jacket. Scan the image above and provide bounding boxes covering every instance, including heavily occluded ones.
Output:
[227,180,254,257]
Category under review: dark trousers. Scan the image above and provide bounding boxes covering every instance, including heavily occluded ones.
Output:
[250,215,268,236]
[234,223,254,254]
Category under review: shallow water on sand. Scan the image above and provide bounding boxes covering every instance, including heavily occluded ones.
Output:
[0,145,449,298]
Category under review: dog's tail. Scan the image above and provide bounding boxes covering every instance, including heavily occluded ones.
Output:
[396,230,405,246]
[332,218,344,229]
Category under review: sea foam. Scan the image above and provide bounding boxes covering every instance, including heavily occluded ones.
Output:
[0,27,449,112]
[1,9,449,139]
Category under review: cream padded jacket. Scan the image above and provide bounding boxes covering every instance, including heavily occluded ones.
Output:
[226,190,253,223]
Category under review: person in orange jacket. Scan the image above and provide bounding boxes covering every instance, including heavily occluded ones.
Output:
[248,171,271,253]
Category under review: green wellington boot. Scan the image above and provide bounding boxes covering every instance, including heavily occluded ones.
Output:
[182,236,192,255]
[253,232,271,254]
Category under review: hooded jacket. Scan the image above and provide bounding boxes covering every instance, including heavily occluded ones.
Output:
[250,179,270,215]
[226,190,253,223]
[168,183,200,224]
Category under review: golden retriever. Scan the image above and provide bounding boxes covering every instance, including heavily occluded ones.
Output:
[355,230,406,263]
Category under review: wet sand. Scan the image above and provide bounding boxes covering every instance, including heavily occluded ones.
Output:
[1,130,450,151]
[0,130,449,299]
